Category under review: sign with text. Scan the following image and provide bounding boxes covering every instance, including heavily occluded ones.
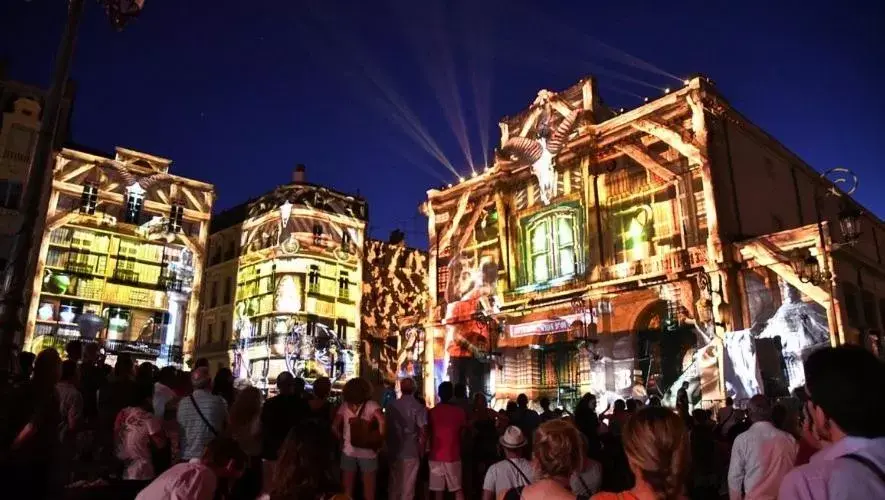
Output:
[508,313,594,339]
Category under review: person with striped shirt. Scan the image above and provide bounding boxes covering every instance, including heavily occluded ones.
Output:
[177,367,228,461]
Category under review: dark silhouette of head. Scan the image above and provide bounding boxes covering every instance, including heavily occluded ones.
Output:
[438,381,454,403]
[517,393,529,408]
[540,397,551,410]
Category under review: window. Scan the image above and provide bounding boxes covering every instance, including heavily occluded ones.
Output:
[308,265,320,293]
[79,183,98,214]
[523,207,579,284]
[210,280,218,308]
[338,272,349,299]
[0,180,23,210]
[342,230,351,250]
[124,185,145,224]
[224,277,233,305]
[207,323,215,344]
[306,315,317,336]
[168,204,184,233]
[220,320,228,345]
[611,204,654,264]
[312,224,323,245]
[336,319,347,339]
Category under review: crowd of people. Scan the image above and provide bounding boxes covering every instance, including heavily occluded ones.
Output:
[1,341,884,500]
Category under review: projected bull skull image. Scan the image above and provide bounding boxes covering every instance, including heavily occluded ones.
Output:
[501,90,580,205]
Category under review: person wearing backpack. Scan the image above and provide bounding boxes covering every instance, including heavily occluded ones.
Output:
[333,378,385,500]
[482,426,534,500]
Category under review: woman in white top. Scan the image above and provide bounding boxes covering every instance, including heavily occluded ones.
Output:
[332,378,385,500]
[115,382,167,481]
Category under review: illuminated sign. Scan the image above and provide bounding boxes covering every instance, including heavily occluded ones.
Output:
[508,313,595,339]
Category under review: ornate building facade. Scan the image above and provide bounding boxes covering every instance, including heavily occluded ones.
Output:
[423,76,884,409]
[25,146,214,366]
[198,167,369,390]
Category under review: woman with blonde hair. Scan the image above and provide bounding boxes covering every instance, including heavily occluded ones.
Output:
[591,406,690,500]
[500,419,589,500]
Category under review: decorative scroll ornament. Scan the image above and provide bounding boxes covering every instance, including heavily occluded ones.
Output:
[501,91,580,205]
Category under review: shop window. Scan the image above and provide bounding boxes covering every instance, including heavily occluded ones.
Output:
[79,182,98,215]
[523,206,579,284]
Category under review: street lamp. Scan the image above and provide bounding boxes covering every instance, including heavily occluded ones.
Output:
[789,167,863,285]
[0,0,146,364]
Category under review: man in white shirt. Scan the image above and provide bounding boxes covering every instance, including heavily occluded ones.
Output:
[779,346,885,500]
[482,426,534,500]
[728,395,797,500]
[136,436,246,500]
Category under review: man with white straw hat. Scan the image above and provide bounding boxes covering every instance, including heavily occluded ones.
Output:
[481,426,534,500]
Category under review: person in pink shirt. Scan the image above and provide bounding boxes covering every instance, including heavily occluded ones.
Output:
[428,381,468,500]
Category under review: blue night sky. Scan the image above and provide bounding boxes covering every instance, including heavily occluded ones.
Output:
[3,0,884,248]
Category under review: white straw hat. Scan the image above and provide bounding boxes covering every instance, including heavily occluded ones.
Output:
[500,425,527,449]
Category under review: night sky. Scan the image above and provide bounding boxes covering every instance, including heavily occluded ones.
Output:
[3,1,884,248]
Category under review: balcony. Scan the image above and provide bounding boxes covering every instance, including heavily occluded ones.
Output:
[596,247,707,284]
[31,329,183,365]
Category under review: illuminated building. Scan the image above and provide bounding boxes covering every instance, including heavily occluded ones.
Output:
[197,166,369,390]
[423,76,884,408]
[0,69,75,279]
[25,146,214,366]
[360,230,429,391]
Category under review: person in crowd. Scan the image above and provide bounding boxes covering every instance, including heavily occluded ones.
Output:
[5,348,63,499]
[178,367,228,461]
[79,342,104,421]
[676,381,690,421]
[510,393,541,444]
[264,423,343,500]
[65,339,82,363]
[471,392,501,495]
[452,382,471,414]
[502,419,586,500]
[136,361,156,387]
[115,381,167,484]
[193,357,210,370]
[387,377,428,500]
[539,397,556,423]
[482,426,533,500]
[228,385,263,499]
[717,397,737,438]
[15,350,36,385]
[333,377,384,500]
[571,433,603,497]
[153,366,178,420]
[56,358,83,444]
[307,376,334,426]
[779,346,885,499]
[212,367,236,407]
[261,371,309,461]
[592,406,690,500]
[648,395,662,407]
[608,399,628,435]
[690,408,719,499]
[98,354,137,449]
[789,386,820,467]
[135,436,247,500]
[727,394,796,500]
[626,398,639,415]
[293,377,307,398]
[428,381,468,500]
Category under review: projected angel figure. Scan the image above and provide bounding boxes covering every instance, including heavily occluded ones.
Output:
[501,92,580,205]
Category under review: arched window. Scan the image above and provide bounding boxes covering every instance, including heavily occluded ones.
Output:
[522,205,581,284]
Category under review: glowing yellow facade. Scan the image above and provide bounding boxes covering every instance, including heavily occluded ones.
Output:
[25,146,214,365]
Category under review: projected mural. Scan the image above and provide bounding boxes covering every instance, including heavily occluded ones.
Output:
[423,76,863,409]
